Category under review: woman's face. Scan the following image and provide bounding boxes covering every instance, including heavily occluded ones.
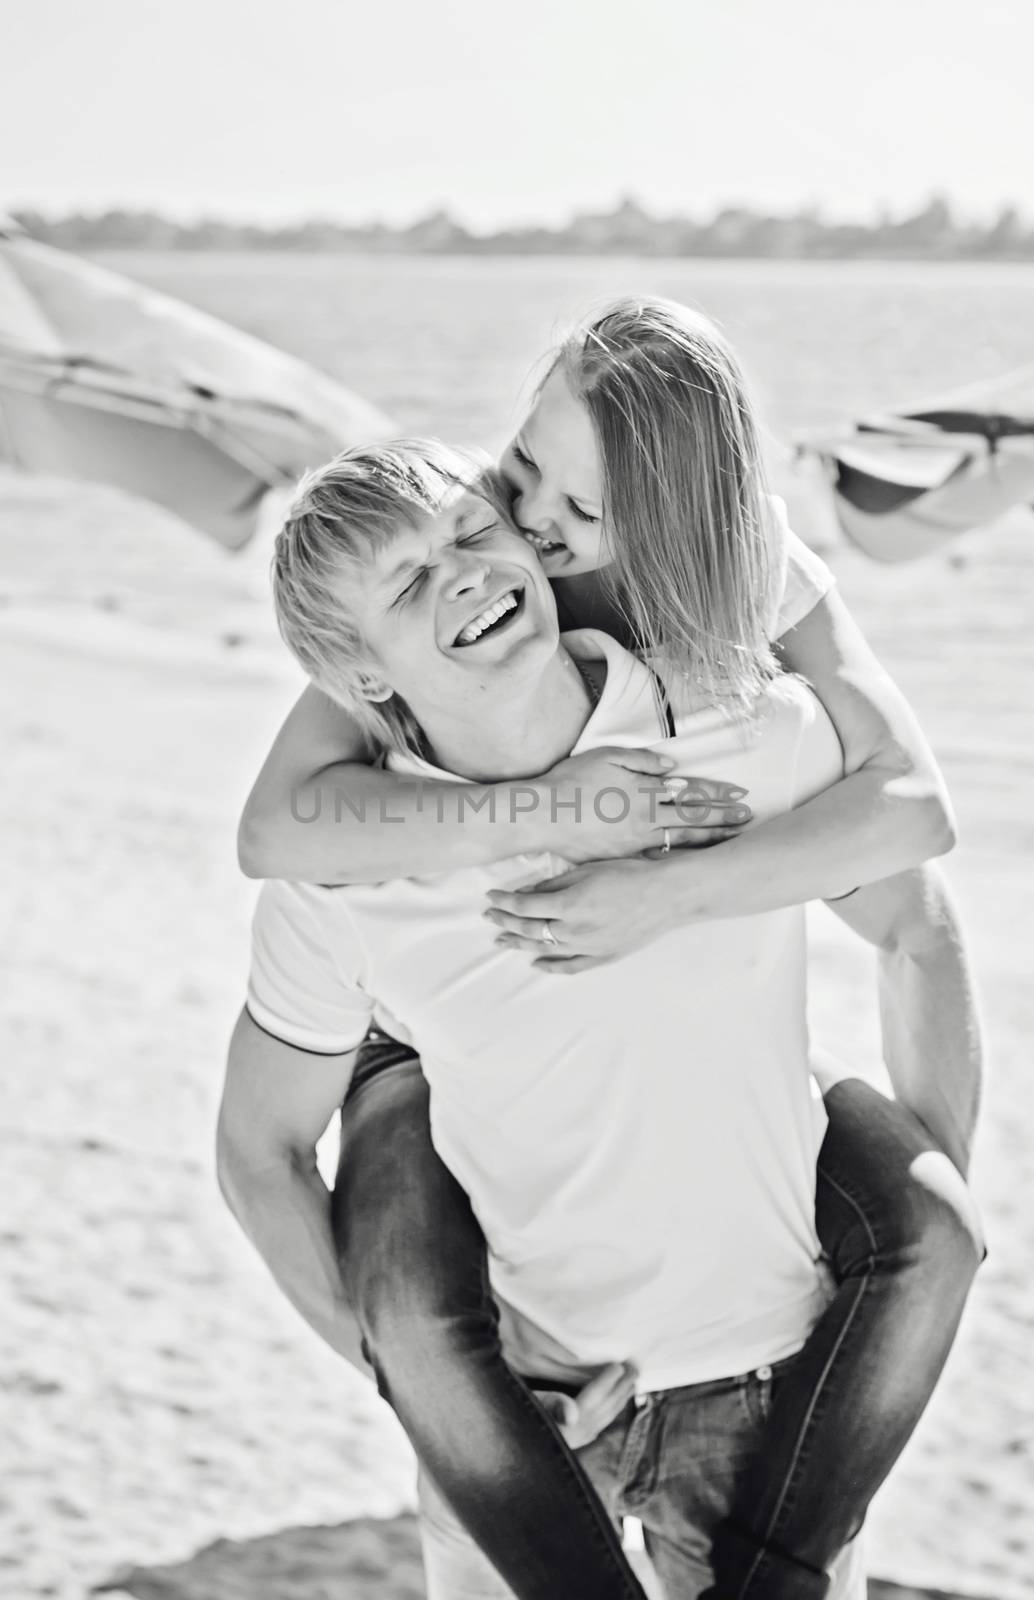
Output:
[500,367,612,578]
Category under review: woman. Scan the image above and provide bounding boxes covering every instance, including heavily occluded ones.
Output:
[238,298,982,1599]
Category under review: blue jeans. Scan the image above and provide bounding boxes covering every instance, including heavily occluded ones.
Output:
[330,1038,982,1600]
[417,1365,865,1600]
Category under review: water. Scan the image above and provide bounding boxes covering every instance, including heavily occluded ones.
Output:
[97,253,1034,448]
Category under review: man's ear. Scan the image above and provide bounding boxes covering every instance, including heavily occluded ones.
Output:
[355,668,393,704]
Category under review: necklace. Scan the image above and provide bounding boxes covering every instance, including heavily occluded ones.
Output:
[571,655,602,709]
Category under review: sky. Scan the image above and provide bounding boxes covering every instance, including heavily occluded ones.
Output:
[5,0,1033,229]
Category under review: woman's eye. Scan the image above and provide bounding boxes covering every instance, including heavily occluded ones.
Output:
[568,501,599,525]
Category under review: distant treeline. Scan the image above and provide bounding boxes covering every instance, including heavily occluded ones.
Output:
[11,195,1034,259]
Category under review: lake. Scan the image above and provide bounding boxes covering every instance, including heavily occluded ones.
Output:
[96,252,1034,447]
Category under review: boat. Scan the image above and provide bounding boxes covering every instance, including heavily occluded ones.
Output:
[797,367,1034,562]
[0,219,393,549]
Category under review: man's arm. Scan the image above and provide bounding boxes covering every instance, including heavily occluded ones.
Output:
[825,864,984,1175]
[216,1007,370,1376]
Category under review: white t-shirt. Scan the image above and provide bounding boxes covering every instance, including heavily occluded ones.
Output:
[248,631,845,1392]
[766,495,836,638]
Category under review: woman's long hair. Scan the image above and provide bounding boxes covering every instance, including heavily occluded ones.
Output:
[555,296,779,710]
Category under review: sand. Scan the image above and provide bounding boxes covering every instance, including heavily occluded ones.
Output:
[2,468,1032,1600]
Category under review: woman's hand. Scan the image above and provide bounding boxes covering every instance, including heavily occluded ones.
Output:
[533,1363,638,1449]
[539,746,750,864]
[486,855,695,972]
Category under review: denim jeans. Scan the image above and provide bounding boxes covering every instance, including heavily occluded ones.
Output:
[331,1036,983,1600]
[416,1365,866,1600]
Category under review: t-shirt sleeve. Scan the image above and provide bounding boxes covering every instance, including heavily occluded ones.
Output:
[763,494,837,638]
[246,880,373,1055]
[790,690,846,809]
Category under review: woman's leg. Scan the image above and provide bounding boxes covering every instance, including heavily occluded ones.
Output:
[708,1077,984,1600]
[330,1031,648,1600]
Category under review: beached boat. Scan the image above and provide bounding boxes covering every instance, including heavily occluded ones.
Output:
[0,219,393,549]
[799,368,1034,561]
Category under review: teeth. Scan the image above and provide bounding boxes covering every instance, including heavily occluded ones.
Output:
[523,530,564,554]
[457,591,518,646]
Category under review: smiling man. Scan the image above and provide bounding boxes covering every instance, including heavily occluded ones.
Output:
[298,462,599,783]
[218,440,980,1600]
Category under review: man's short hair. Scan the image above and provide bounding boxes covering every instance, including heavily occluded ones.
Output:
[273,439,505,756]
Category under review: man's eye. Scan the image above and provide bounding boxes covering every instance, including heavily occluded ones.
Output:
[459,524,498,546]
[511,443,536,472]
[395,571,425,604]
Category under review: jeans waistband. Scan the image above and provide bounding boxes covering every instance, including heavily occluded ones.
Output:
[638,1352,800,1403]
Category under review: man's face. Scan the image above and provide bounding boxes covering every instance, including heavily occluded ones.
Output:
[348,489,561,721]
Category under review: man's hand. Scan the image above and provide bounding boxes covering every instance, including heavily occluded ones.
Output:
[533,1362,638,1449]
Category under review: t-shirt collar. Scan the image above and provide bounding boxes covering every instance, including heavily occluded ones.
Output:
[387,628,662,783]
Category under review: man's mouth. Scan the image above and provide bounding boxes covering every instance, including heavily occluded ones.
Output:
[521,529,567,559]
[452,587,526,648]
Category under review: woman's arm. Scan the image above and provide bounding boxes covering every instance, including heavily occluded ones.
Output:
[238,683,565,883]
[661,584,956,919]
[238,683,736,885]
[486,588,957,958]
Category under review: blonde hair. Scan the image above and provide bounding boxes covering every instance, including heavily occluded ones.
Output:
[273,439,501,756]
[553,296,777,708]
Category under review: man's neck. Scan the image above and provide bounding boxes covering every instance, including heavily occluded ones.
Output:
[417,646,597,782]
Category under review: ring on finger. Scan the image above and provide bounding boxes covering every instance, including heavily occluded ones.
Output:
[660,827,672,855]
[540,919,559,947]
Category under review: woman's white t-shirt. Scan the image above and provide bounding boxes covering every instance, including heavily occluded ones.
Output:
[766,495,836,639]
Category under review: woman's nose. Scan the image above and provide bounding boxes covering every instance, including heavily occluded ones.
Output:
[514,480,556,535]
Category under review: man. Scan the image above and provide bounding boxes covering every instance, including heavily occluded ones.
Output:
[217,443,982,1600]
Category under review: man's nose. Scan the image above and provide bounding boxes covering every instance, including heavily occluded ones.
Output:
[441,550,492,599]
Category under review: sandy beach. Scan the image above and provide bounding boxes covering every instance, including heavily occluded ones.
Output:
[2,465,1032,1600]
